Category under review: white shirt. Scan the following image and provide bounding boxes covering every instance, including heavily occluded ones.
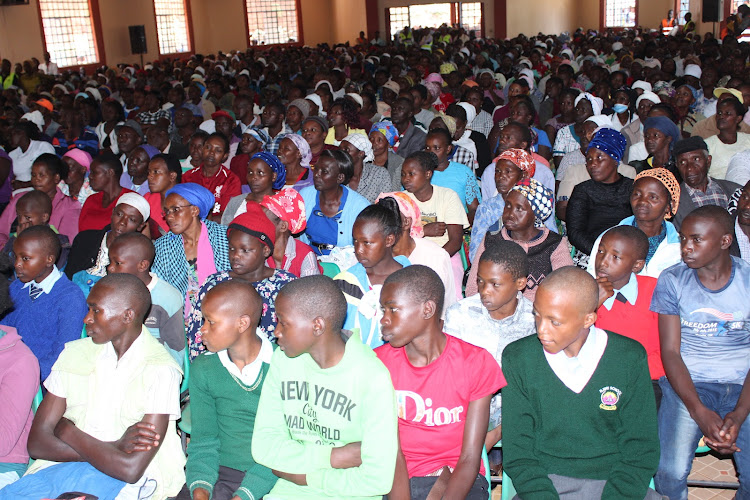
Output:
[408,237,458,312]
[22,265,62,294]
[726,149,750,186]
[544,326,608,393]
[217,328,273,386]
[8,140,56,182]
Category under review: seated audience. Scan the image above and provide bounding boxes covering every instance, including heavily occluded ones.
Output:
[222,152,285,224]
[369,121,404,191]
[79,153,134,232]
[59,148,95,206]
[145,153,182,237]
[339,133,391,203]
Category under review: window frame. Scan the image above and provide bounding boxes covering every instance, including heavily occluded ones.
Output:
[152,0,195,58]
[675,0,691,25]
[386,2,485,40]
[242,0,304,48]
[600,0,639,30]
[36,0,106,70]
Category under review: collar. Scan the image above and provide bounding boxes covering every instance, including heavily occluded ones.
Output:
[217,329,273,386]
[99,326,147,366]
[22,265,62,294]
[601,272,639,310]
[146,271,158,292]
[544,326,608,393]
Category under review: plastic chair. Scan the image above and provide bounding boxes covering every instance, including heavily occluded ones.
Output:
[80,324,87,338]
[320,262,341,278]
[31,386,43,413]
[481,446,491,495]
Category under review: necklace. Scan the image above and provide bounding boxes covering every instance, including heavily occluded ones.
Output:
[228,366,265,392]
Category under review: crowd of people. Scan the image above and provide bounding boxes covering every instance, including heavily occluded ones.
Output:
[0,12,750,499]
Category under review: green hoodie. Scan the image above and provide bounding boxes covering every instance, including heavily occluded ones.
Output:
[252,332,398,499]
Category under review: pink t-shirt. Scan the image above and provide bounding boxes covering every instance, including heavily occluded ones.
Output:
[375,334,506,477]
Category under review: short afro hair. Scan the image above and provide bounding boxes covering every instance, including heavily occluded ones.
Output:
[406,150,438,172]
[110,232,156,266]
[684,205,733,235]
[601,226,649,261]
[92,273,152,322]
[16,190,52,216]
[383,265,445,317]
[16,224,60,260]
[479,239,529,281]
[538,267,599,314]
[278,275,348,330]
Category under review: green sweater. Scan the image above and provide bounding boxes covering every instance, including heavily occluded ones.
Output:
[186,352,277,500]
[501,332,659,500]
[251,333,398,499]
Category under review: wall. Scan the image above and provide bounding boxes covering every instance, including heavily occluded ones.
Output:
[0,0,44,64]
[301,0,334,46]
[505,0,578,37]
[331,0,367,45]
[190,0,246,55]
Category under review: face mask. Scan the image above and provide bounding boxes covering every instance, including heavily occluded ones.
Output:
[613,103,629,113]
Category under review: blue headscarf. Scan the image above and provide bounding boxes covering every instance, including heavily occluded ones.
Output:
[166,183,215,220]
[370,121,398,147]
[137,144,161,159]
[587,128,627,164]
[643,116,681,153]
[251,152,286,190]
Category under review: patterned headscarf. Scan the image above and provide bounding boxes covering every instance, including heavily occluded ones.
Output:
[509,178,554,228]
[587,128,627,164]
[424,81,442,101]
[251,152,286,190]
[375,191,424,238]
[343,133,374,162]
[437,112,457,136]
[634,168,681,218]
[370,121,398,147]
[284,134,312,168]
[261,188,307,234]
[242,127,271,149]
[496,148,536,178]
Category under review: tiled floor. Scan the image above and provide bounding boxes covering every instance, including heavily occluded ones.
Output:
[490,451,739,499]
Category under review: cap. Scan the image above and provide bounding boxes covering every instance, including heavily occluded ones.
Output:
[713,87,744,104]
[115,119,143,139]
[211,109,236,121]
[35,98,54,113]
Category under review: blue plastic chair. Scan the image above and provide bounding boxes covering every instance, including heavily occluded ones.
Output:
[320,262,341,278]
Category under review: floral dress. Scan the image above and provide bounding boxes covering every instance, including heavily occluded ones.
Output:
[185,268,296,359]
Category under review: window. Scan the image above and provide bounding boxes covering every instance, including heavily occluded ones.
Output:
[460,2,482,37]
[154,0,191,54]
[732,0,749,12]
[604,0,637,27]
[388,7,410,39]
[677,0,690,24]
[38,0,99,67]
[245,0,300,45]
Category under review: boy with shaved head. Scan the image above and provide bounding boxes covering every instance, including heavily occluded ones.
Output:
[0,274,185,500]
[502,266,661,500]
[178,280,277,500]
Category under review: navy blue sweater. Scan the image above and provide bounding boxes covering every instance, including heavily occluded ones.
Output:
[1,275,87,380]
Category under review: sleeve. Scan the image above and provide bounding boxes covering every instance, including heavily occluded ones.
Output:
[234,462,278,500]
[299,248,322,277]
[305,363,398,496]
[551,237,575,270]
[469,202,491,261]
[186,359,221,496]
[467,346,506,399]
[218,174,243,215]
[157,301,186,351]
[465,236,484,297]
[55,202,82,245]
[0,197,17,248]
[142,363,182,419]
[465,167,481,205]
[649,271,680,315]
[726,152,750,186]
[221,196,244,225]
[443,303,463,338]
[552,127,569,156]
[501,344,559,499]
[566,183,597,255]
[0,351,40,456]
[480,163,496,202]
[441,189,470,228]
[251,351,334,473]
[585,231,606,277]
[601,347,660,499]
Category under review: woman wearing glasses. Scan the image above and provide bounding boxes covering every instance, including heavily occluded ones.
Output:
[153,183,230,357]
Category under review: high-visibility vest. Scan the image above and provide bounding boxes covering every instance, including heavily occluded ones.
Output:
[399,31,413,45]
[661,18,675,36]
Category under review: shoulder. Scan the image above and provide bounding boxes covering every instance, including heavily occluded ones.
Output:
[343,186,371,209]
[502,334,540,360]
[605,331,647,359]
[81,191,104,206]
[151,277,183,302]
[635,274,658,293]
[52,275,85,300]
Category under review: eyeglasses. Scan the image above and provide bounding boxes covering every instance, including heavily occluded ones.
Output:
[162,205,192,218]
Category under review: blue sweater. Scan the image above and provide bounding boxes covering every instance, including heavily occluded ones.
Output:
[1,275,87,380]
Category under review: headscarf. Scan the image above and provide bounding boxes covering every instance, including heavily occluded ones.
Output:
[343,133,374,162]
[261,188,307,234]
[643,116,681,153]
[62,148,93,172]
[165,183,215,220]
[436,112,457,136]
[251,152,286,190]
[284,133,312,168]
[424,82,442,101]
[136,144,160,159]
[288,98,311,119]
[585,115,613,130]
[228,202,276,255]
[242,127,271,149]
[457,102,477,124]
[635,168,681,218]
[117,192,151,221]
[509,178,554,228]
[303,115,329,134]
[375,191,424,238]
[496,148,536,178]
[587,128,627,163]
[678,84,700,110]
[574,92,604,116]
[636,91,661,108]
[370,121,398,147]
